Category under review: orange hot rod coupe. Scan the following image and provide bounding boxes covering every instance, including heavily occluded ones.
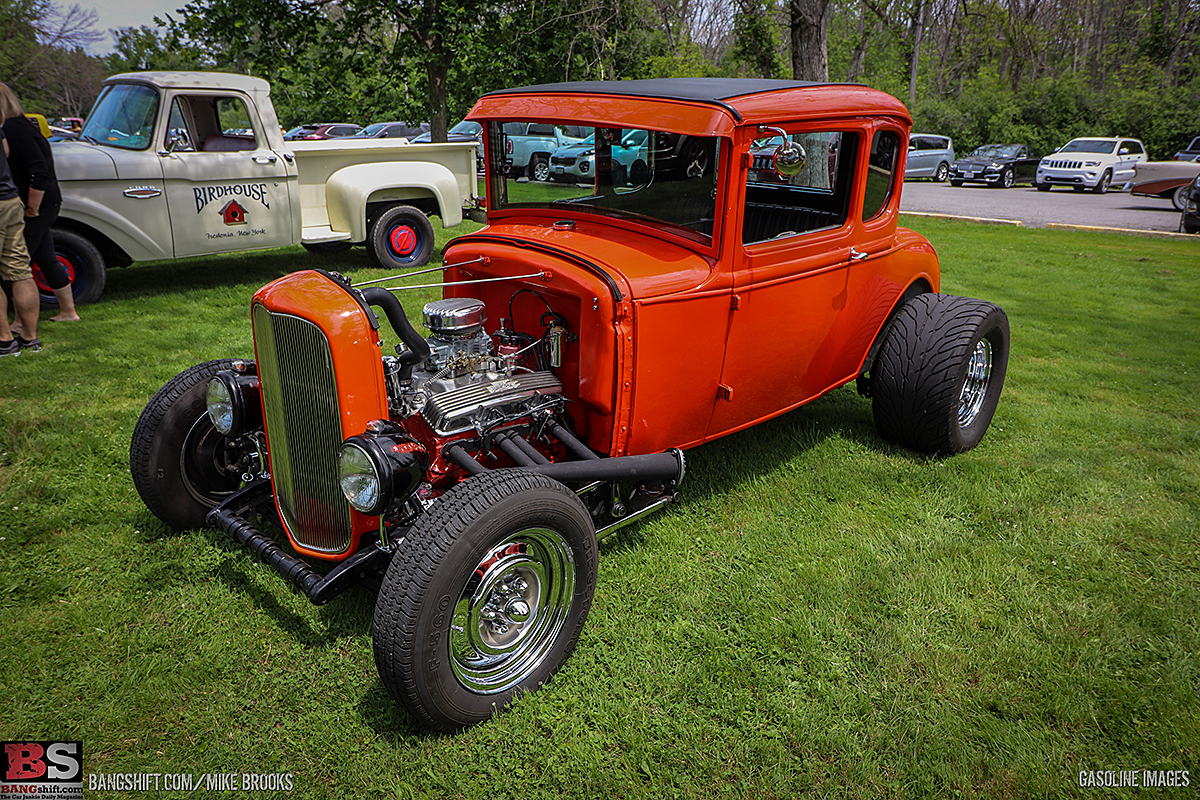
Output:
[131,79,1009,731]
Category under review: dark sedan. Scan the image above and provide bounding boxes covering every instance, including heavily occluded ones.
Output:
[949,144,1039,188]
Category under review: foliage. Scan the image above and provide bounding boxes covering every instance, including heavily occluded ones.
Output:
[2,221,1198,797]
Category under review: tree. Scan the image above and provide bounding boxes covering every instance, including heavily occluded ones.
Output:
[789,0,832,81]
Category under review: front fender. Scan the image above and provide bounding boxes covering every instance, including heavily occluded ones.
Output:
[58,191,169,262]
[325,161,464,241]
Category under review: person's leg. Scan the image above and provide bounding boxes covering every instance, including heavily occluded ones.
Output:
[11,277,39,343]
[0,197,34,347]
[26,206,78,322]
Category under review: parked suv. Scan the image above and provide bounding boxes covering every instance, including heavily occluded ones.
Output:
[905,134,954,181]
[131,79,1009,733]
[1036,137,1147,193]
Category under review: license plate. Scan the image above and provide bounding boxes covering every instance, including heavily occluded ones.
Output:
[964,171,976,178]
[553,166,564,174]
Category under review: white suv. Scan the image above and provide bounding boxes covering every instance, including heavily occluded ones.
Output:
[1036,137,1147,193]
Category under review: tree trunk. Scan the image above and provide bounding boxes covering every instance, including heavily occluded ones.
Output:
[908,0,926,105]
[789,0,831,82]
[428,55,449,142]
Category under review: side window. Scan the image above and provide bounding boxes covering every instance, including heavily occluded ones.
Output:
[1125,140,1144,155]
[166,98,195,151]
[527,123,554,136]
[216,97,254,138]
[743,131,856,244]
[863,130,900,221]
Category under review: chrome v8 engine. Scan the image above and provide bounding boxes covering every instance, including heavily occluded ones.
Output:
[384,297,564,436]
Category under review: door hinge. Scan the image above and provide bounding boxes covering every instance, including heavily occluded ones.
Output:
[718,384,733,401]
[731,293,742,310]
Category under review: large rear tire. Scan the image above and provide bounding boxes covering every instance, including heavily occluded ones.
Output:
[871,294,1009,455]
[373,470,598,732]
[130,360,246,529]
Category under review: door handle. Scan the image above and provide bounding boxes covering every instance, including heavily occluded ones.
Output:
[849,247,869,262]
[252,155,278,164]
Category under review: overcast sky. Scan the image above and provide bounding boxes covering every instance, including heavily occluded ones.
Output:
[83,0,185,52]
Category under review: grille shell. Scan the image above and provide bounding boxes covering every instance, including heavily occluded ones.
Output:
[250,270,391,560]
[254,306,353,554]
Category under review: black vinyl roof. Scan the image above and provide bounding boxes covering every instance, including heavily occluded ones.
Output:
[482,78,823,121]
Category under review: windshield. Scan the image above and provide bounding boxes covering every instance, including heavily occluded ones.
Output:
[450,120,482,137]
[488,121,722,245]
[968,144,1021,158]
[80,83,160,150]
[1060,140,1117,154]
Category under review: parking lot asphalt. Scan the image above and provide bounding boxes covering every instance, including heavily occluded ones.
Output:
[899,180,1187,234]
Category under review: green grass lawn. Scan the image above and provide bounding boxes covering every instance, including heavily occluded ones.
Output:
[1,219,1197,798]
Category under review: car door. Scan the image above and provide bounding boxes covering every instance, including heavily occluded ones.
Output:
[1116,140,1144,184]
[708,126,882,437]
[158,92,296,258]
[906,136,929,177]
[1014,146,1037,182]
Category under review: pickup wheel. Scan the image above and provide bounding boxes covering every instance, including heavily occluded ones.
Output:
[871,294,1009,455]
[528,155,550,182]
[373,470,598,732]
[369,205,434,269]
[38,228,105,309]
[130,360,246,530]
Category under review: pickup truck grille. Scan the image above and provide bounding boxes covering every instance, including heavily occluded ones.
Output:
[1044,160,1083,169]
[252,304,352,554]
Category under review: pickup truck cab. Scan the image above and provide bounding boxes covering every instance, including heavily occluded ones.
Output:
[131,78,1009,733]
[48,72,477,306]
[502,121,587,182]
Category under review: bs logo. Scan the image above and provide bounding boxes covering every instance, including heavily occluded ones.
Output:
[2,742,82,783]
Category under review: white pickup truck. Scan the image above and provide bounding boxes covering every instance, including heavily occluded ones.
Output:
[48,71,478,305]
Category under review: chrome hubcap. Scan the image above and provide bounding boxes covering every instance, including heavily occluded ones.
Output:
[958,338,993,427]
[449,528,575,694]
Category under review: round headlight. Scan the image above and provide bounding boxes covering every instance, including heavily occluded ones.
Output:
[206,376,236,434]
[339,442,385,514]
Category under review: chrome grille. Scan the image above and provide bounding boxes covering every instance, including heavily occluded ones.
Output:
[253,304,352,553]
[1045,160,1083,169]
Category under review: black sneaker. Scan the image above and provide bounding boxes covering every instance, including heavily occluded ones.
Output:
[16,336,41,352]
[0,339,18,357]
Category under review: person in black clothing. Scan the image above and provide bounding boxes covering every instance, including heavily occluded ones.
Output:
[1,82,78,334]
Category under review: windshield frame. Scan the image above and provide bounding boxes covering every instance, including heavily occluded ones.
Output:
[484,120,728,253]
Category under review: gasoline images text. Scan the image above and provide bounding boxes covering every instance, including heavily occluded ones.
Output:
[87,773,294,792]
[1078,770,1189,788]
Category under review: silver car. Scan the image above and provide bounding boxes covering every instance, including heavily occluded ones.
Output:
[905,134,955,181]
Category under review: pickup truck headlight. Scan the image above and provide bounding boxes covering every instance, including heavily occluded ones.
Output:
[338,430,428,515]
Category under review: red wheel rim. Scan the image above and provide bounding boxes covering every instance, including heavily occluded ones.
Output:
[32,254,76,293]
[389,225,417,256]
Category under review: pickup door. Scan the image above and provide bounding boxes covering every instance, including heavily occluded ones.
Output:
[158,92,297,257]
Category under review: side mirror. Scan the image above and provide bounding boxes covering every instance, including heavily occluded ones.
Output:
[164,128,192,153]
[1119,147,1130,155]
[758,126,806,178]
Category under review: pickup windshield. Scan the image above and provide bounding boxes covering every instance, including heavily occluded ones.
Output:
[487,121,722,244]
[80,83,160,150]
